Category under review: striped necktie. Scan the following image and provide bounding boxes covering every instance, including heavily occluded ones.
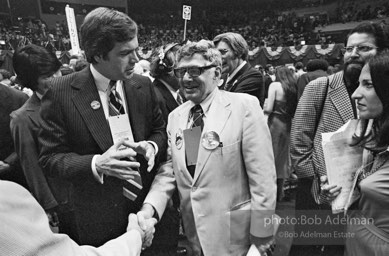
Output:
[109,80,125,115]
[186,105,204,177]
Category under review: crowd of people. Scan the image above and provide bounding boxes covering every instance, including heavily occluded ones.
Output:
[1,3,389,256]
[1,0,388,53]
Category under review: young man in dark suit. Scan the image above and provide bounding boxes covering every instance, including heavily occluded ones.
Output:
[39,7,166,248]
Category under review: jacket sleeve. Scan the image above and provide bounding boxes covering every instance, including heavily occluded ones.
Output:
[242,96,276,238]
[290,76,328,178]
[10,110,58,210]
[0,181,141,256]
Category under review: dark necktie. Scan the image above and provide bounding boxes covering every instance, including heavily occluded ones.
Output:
[187,105,204,177]
[107,81,142,200]
[190,104,204,130]
[109,80,125,115]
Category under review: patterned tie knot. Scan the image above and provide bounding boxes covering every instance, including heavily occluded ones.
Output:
[190,104,204,130]
[109,80,117,91]
[108,80,124,115]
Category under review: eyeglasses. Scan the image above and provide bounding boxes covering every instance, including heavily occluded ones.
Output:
[218,49,229,55]
[342,45,378,54]
[174,64,217,78]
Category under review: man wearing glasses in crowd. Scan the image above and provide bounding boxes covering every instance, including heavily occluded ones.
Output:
[290,22,389,256]
[137,40,277,256]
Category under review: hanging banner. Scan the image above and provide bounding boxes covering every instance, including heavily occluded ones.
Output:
[65,5,81,55]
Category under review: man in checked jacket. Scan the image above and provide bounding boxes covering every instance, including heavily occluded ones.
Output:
[290,22,389,256]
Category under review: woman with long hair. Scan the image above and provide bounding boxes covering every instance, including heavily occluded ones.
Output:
[264,66,298,201]
[322,51,389,255]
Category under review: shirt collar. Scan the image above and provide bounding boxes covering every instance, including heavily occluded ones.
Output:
[36,92,43,99]
[227,60,246,83]
[90,64,110,92]
[188,87,218,118]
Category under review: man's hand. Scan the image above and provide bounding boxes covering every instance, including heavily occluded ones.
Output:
[255,238,276,256]
[320,175,342,201]
[95,139,141,180]
[137,205,158,249]
[123,141,156,172]
[127,213,145,241]
[0,161,11,175]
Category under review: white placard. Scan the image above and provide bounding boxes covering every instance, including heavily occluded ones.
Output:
[183,5,192,20]
[65,5,81,55]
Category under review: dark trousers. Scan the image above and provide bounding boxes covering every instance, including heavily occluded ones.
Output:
[289,178,344,256]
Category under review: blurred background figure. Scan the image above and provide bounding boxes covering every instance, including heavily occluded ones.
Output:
[297,59,329,99]
[264,64,276,99]
[294,61,306,78]
[148,42,186,256]
[0,76,28,188]
[0,68,12,86]
[150,43,183,125]
[10,44,63,231]
[264,66,298,202]
[214,32,265,107]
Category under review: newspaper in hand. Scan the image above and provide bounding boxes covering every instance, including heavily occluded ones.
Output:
[322,119,363,214]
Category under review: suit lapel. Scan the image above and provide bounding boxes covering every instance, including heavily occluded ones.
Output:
[123,77,146,142]
[227,63,250,91]
[328,72,355,123]
[176,104,193,182]
[25,93,41,126]
[193,91,231,185]
[157,81,178,112]
[71,68,113,152]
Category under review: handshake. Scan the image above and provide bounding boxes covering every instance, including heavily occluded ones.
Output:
[127,209,158,250]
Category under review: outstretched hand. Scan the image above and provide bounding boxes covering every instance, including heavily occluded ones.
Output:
[123,141,156,172]
[95,139,141,180]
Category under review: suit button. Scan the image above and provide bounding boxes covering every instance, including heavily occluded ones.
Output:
[192,186,197,192]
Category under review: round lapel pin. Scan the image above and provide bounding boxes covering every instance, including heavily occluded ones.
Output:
[175,129,183,150]
[202,131,220,150]
[90,100,101,110]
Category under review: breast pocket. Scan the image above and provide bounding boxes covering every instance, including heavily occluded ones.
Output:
[213,140,241,155]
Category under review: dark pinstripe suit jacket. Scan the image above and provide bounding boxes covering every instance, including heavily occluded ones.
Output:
[39,67,166,246]
[290,71,356,204]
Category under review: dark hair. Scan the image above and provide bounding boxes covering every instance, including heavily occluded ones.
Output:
[0,69,11,80]
[351,51,389,151]
[275,66,298,117]
[213,32,249,60]
[265,64,273,72]
[346,22,389,51]
[150,43,181,78]
[75,59,88,72]
[306,59,329,72]
[13,44,61,91]
[295,62,304,70]
[80,7,138,64]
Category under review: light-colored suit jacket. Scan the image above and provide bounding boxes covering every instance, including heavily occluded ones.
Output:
[291,71,355,203]
[145,89,276,256]
[0,180,141,256]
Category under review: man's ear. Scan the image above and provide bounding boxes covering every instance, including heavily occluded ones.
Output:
[94,54,103,63]
[214,66,222,79]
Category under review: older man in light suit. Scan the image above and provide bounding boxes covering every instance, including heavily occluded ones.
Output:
[138,40,276,256]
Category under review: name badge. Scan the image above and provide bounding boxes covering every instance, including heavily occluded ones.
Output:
[108,114,134,149]
[183,126,202,166]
